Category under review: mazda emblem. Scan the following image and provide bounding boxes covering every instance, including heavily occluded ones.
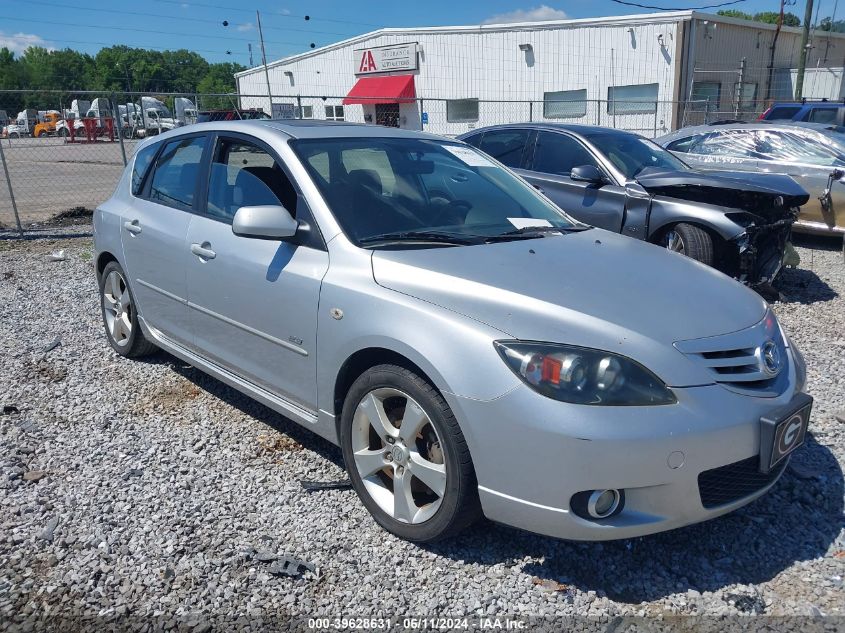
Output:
[761,340,781,376]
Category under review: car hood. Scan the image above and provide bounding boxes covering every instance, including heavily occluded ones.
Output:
[635,167,809,214]
[371,229,768,385]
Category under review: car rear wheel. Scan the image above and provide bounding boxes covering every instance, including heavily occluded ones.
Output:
[663,223,714,266]
[99,261,157,358]
[57,128,69,138]
[340,364,480,542]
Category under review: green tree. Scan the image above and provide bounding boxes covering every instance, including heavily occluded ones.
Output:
[819,16,845,32]
[717,9,753,19]
[196,62,245,108]
[754,11,801,26]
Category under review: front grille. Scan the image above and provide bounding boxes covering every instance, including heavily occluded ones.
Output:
[674,311,788,397]
[698,455,787,509]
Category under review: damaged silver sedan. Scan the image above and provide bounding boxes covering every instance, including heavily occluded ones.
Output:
[460,124,809,286]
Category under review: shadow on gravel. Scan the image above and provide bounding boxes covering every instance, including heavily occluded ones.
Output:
[147,354,344,468]
[423,434,843,604]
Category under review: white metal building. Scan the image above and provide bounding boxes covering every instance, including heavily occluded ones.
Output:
[235,11,845,137]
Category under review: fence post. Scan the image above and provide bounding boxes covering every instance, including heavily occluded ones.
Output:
[112,93,128,167]
[296,95,303,119]
[529,101,533,122]
[419,98,424,129]
[653,103,658,138]
[0,140,23,235]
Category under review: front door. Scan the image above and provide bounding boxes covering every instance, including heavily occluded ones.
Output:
[376,103,400,127]
[185,134,328,408]
[524,131,627,233]
[120,134,207,347]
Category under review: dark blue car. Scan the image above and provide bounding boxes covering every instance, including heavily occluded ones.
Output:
[759,100,845,126]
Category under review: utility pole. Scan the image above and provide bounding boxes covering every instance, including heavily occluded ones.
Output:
[796,0,816,99]
[256,11,273,114]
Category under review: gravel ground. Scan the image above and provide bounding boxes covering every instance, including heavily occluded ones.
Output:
[0,226,844,631]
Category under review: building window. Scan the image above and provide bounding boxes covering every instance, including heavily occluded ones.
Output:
[325,105,344,121]
[734,82,757,111]
[446,99,479,123]
[607,83,659,115]
[691,81,721,112]
[543,89,587,119]
[296,105,313,119]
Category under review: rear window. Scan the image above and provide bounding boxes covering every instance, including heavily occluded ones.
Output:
[765,106,802,121]
[131,142,159,196]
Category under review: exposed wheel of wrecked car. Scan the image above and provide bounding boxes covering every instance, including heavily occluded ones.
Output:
[662,223,713,266]
[99,262,157,358]
[340,365,480,542]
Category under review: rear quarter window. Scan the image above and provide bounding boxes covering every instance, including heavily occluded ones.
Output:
[130,142,159,196]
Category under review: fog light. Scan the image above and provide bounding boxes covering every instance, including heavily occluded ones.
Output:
[587,489,621,518]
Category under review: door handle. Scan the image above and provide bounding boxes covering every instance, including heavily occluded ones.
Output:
[190,242,216,260]
[123,220,142,235]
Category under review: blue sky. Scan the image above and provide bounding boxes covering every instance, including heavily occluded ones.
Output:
[0,0,819,65]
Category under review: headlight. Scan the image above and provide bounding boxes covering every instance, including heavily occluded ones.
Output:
[494,341,676,406]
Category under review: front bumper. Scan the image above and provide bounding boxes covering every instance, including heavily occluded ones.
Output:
[446,357,805,541]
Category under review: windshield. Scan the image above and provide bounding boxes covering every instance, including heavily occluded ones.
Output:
[581,130,689,179]
[291,137,578,246]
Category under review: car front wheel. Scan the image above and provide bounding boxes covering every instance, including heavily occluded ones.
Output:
[663,222,714,266]
[340,364,480,542]
[99,261,157,358]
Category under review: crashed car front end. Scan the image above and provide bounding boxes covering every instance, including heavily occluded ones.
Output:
[636,169,809,286]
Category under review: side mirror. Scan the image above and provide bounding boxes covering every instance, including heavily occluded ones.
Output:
[232,205,299,240]
[570,164,606,185]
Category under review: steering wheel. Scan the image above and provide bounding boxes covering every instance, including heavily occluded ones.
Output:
[431,199,473,226]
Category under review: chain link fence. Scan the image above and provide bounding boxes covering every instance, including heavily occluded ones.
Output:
[0,87,813,232]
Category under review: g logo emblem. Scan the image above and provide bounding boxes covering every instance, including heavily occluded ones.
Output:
[761,340,781,376]
[778,414,804,454]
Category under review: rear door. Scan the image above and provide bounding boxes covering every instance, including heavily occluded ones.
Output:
[120,134,208,347]
[184,132,328,408]
[523,130,626,232]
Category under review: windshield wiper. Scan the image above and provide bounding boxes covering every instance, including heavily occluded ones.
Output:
[358,230,482,247]
[485,225,591,242]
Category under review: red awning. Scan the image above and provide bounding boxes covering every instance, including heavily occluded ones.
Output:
[343,75,416,105]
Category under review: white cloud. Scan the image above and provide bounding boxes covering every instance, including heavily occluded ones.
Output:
[0,31,53,54]
[237,22,255,32]
[481,5,568,25]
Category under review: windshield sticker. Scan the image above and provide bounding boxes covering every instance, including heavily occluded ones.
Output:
[442,145,496,167]
[507,218,553,229]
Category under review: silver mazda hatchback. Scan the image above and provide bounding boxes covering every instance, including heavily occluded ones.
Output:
[94,120,812,542]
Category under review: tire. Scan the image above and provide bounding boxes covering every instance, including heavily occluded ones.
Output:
[663,222,714,266]
[36,130,45,138]
[57,128,69,138]
[99,261,157,358]
[340,364,480,542]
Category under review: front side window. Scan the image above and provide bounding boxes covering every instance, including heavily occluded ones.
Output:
[206,138,297,222]
[543,89,587,119]
[291,137,576,245]
[131,142,159,196]
[532,132,600,176]
[581,130,688,179]
[752,130,845,166]
[477,129,529,168]
[148,136,206,211]
[607,83,659,115]
[446,99,479,123]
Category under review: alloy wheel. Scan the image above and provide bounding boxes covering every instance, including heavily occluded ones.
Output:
[351,387,447,524]
[665,230,685,253]
[102,270,133,347]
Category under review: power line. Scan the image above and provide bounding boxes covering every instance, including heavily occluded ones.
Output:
[1,16,323,48]
[608,0,748,9]
[20,0,356,37]
[152,0,381,28]
[24,37,250,59]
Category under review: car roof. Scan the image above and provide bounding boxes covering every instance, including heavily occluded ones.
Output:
[770,101,842,108]
[457,122,639,138]
[137,119,451,145]
[656,121,827,142]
